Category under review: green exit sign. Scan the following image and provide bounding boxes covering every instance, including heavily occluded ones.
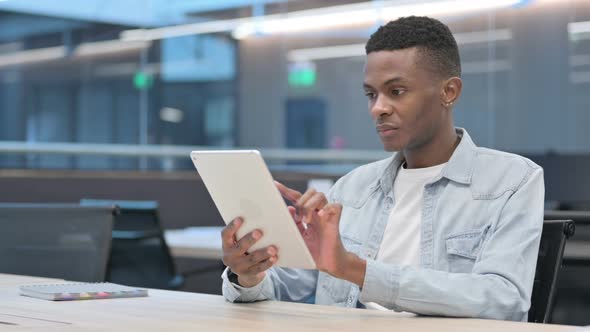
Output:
[288,62,316,87]
[133,71,154,90]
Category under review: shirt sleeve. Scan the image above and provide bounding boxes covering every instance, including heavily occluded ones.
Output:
[221,267,275,302]
[222,266,319,303]
[359,167,545,321]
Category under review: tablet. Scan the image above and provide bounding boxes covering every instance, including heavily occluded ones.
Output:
[190,150,316,270]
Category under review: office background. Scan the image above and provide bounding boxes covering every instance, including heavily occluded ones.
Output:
[0,0,588,168]
[0,0,589,326]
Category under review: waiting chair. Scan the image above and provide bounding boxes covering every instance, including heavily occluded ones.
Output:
[529,219,575,323]
[80,199,184,290]
[0,203,116,282]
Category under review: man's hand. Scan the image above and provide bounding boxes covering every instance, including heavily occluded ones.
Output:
[221,217,278,288]
[275,181,364,285]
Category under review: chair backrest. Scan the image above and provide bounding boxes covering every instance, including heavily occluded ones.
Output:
[545,210,590,225]
[80,199,183,290]
[0,203,116,282]
[529,219,575,323]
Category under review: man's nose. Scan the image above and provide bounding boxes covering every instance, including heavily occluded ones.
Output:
[370,95,393,119]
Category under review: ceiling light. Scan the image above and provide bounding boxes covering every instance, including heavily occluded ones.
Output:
[74,40,151,57]
[120,0,524,41]
[287,29,513,62]
[0,46,65,67]
[121,19,249,41]
[0,40,150,68]
[569,21,590,41]
[235,0,520,39]
[160,107,184,123]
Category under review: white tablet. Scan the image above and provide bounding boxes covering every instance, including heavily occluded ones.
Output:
[190,150,316,270]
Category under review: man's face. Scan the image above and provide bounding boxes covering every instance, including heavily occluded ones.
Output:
[363,48,445,152]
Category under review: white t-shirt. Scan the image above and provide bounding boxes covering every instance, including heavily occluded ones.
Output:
[375,162,447,266]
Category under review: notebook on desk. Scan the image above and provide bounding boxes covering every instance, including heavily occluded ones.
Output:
[19,282,148,301]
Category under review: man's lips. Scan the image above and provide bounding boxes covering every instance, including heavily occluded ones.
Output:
[376,124,399,134]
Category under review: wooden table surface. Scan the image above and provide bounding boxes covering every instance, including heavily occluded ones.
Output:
[165,226,224,260]
[0,274,577,332]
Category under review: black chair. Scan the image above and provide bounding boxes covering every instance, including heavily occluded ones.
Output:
[543,210,590,325]
[80,199,184,290]
[529,219,575,323]
[0,203,116,282]
[545,210,590,225]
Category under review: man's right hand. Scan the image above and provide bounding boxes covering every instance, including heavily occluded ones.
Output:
[221,217,278,288]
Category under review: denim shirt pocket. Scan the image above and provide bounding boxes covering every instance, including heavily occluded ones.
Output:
[445,225,490,273]
[319,235,363,303]
[334,185,375,209]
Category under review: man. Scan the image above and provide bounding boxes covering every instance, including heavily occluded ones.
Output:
[220,16,544,321]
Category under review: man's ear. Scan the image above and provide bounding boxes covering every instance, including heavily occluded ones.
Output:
[440,77,463,108]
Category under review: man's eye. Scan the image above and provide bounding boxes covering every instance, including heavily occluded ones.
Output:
[392,89,405,96]
[365,92,376,99]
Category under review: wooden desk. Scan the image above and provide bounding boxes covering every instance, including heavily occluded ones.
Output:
[0,274,576,332]
[165,226,223,260]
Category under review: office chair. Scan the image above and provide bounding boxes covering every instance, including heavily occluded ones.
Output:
[544,210,590,225]
[529,219,575,323]
[543,210,590,325]
[0,203,116,282]
[80,199,184,290]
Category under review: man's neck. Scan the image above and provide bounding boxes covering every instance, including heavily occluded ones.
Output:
[403,127,459,169]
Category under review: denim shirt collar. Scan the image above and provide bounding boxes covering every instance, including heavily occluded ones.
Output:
[441,128,477,185]
[377,128,476,196]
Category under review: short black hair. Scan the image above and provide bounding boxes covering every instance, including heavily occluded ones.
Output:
[365,16,461,78]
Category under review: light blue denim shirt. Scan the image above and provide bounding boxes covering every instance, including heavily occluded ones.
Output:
[222,128,544,322]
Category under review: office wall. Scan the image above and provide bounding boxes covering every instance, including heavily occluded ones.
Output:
[238,37,287,148]
[236,1,590,154]
[238,35,379,150]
